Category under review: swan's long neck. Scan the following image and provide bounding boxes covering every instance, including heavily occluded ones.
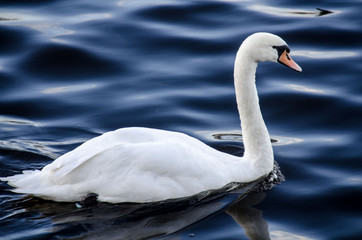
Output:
[234,48,273,171]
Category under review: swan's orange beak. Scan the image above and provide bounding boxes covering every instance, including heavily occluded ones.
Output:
[278,50,302,72]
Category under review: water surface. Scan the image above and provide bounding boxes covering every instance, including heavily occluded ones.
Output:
[0,0,361,239]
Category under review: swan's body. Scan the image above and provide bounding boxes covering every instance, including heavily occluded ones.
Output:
[1,33,301,203]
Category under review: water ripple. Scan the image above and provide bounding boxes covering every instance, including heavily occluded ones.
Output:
[0,0,360,239]
[293,50,358,59]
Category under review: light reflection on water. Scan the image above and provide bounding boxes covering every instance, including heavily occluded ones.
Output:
[284,84,327,95]
[0,11,112,42]
[41,83,98,95]
[247,4,337,18]
[293,50,357,59]
[270,230,315,240]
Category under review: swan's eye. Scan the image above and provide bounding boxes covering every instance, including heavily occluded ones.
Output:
[273,45,290,57]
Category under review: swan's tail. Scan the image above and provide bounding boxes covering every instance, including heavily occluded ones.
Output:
[0,171,78,202]
[1,170,46,194]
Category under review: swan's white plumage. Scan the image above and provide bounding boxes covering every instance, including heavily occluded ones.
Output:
[1,32,300,203]
[3,128,252,203]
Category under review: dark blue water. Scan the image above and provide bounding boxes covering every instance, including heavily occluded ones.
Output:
[0,0,361,239]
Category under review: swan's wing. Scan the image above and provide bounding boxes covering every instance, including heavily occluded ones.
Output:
[43,127,161,179]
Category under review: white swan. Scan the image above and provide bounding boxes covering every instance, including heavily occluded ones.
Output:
[1,33,301,203]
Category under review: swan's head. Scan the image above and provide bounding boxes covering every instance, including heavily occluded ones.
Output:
[240,32,302,72]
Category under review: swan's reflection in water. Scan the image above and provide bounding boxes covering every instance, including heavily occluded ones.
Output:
[227,193,270,240]
[23,192,270,240]
[19,167,281,240]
